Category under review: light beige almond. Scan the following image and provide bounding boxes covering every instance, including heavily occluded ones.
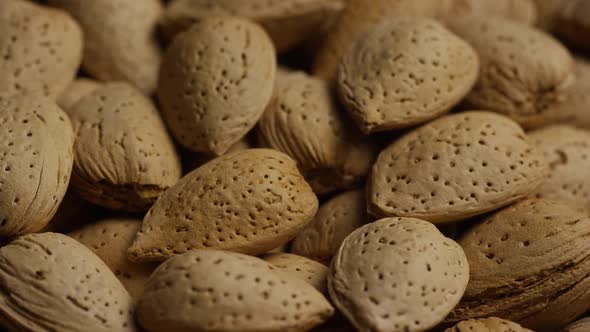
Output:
[338,18,479,133]
[450,199,590,331]
[555,0,590,51]
[559,57,590,130]
[128,149,318,262]
[368,111,547,223]
[160,0,344,53]
[0,232,136,332]
[137,249,334,332]
[329,217,469,332]
[0,0,82,99]
[258,70,377,194]
[262,253,329,292]
[529,125,590,211]
[0,94,74,238]
[69,218,158,300]
[564,317,590,332]
[47,0,162,94]
[445,317,533,332]
[158,16,276,156]
[292,189,368,263]
[312,0,449,83]
[448,16,574,129]
[68,82,182,212]
[441,0,538,25]
[57,78,101,111]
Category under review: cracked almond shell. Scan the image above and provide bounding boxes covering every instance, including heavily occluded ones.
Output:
[449,199,590,331]
[445,317,533,332]
[128,148,318,262]
[137,249,334,332]
[68,82,182,212]
[158,16,276,156]
[0,94,74,238]
[0,232,136,332]
[329,217,469,332]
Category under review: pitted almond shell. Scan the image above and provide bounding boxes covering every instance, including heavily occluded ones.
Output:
[137,249,334,332]
[0,233,136,332]
[450,199,590,331]
[368,111,547,223]
[68,82,182,212]
[69,218,158,299]
[57,78,101,111]
[0,94,74,238]
[445,317,533,332]
[158,16,276,155]
[329,217,469,332]
[262,253,329,292]
[128,149,318,262]
[0,0,82,99]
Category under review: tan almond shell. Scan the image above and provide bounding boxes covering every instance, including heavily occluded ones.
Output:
[128,149,318,262]
[564,317,590,332]
[291,189,368,263]
[262,253,329,293]
[555,0,590,51]
[368,111,547,224]
[158,16,276,156]
[137,249,334,332]
[312,0,449,83]
[450,199,590,331]
[0,0,82,99]
[0,94,74,237]
[338,18,479,133]
[47,0,162,94]
[68,82,182,212]
[57,78,101,111]
[160,0,344,53]
[69,218,158,300]
[440,0,538,25]
[529,125,590,211]
[329,217,469,332]
[445,317,533,332]
[448,16,574,129]
[558,57,590,130]
[0,232,136,332]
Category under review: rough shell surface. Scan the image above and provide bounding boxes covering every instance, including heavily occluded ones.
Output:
[0,232,136,332]
[158,16,276,155]
[291,189,368,263]
[69,218,158,299]
[68,82,182,212]
[338,18,479,133]
[57,78,101,111]
[137,249,334,332]
[0,0,83,99]
[262,253,329,292]
[368,111,547,223]
[448,17,574,129]
[128,149,318,261]
[450,199,590,331]
[445,317,533,332]
[0,94,74,238]
[329,217,469,332]
[47,0,162,94]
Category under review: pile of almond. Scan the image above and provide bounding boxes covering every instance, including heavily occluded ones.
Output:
[1,0,590,331]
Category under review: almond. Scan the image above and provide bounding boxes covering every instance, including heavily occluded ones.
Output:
[262,252,329,292]
[137,249,334,332]
[158,16,276,156]
[529,125,590,211]
[368,111,547,223]
[555,0,590,51]
[68,82,182,212]
[69,218,158,300]
[312,0,448,83]
[329,217,469,332]
[559,57,590,130]
[0,94,74,238]
[448,17,574,129]
[338,18,479,133]
[128,149,318,262]
[57,78,101,111]
[564,318,590,332]
[160,0,344,53]
[47,0,162,94]
[445,317,533,332]
[0,0,82,99]
[450,199,590,331]
[441,0,538,25]
[0,232,136,332]
[292,189,368,263]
